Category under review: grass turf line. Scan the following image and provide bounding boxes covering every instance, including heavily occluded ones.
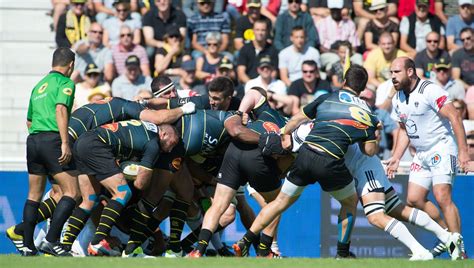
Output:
[0,255,473,268]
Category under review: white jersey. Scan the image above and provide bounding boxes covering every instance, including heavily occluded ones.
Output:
[392,79,454,151]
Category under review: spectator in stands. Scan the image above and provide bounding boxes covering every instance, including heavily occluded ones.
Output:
[308,0,352,23]
[274,0,319,51]
[446,0,474,53]
[399,0,445,58]
[353,0,398,44]
[56,0,92,48]
[102,0,141,47]
[177,60,206,94]
[73,63,111,110]
[245,56,290,113]
[215,58,245,98]
[453,27,474,91]
[112,25,150,76]
[398,0,448,25]
[93,0,141,24]
[195,32,225,82]
[142,0,187,58]
[317,0,361,71]
[51,0,70,32]
[328,41,352,89]
[364,0,399,51]
[432,61,466,101]
[237,19,278,84]
[259,0,281,24]
[188,0,231,58]
[414,31,450,80]
[364,32,406,87]
[288,60,331,114]
[278,0,308,15]
[154,25,191,78]
[278,26,321,87]
[234,0,272,51]
[87,88,108,103]
[111,55,152,100]
[72,22,115,83]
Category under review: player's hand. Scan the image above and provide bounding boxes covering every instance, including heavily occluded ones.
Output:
[458,150,470,173]
[58,142,72,166]
[180,102,196,114]
[241,112,249,125]
[383,157,400,179]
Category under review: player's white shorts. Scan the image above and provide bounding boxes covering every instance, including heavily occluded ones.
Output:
[409,137,457,189]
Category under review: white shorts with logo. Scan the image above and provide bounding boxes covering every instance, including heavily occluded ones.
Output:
[409,138,457,189]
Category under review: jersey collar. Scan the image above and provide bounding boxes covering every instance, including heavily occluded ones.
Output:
[49,70,65,77]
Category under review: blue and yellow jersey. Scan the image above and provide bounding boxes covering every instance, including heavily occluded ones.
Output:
[68,97,144,140]
[94,120,160,169]
[302,90,379,159]
[176,109,235,158]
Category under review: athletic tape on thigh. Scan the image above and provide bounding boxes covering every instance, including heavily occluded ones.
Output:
[363,201,385,216]
[115,184,132,206]
[385,194,402,214]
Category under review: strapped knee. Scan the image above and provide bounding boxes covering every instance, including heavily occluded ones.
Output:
[385,194,402,214]
[115,184,132,206]
[363,201,385,217]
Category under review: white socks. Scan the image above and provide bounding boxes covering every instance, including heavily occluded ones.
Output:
[385,218,426,253]
[408,208,450,243]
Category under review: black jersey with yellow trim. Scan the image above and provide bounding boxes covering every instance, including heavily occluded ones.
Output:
[302,90,379,159]
[167,95,241,111]
[174,109,236,157]
[247,97,288,135]
[93,120,161,169]
[68,97,144,140]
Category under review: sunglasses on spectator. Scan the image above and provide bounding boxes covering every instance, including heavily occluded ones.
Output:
[169,35,181,39]
[426,39,439,43]
[303,70,316,74]
[120,33,133,37]
[199,2,212,5]
[461,4,471,9]
[116,8,129,13]
[90,30,103,34]
[436,68,449,73]
[461,36,472,42]
[74,3,85,6]
[207,43,218,47]
[288,0,302,4]
[374,8,386,12]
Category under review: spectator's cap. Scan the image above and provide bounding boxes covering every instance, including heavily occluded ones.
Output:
[328,0,344,9]
[434,59,452,70]
[218,57,233,70]
[85,63,100,75]
[71,0,87,3]
[113,0,131,6]
[459,0,473,5]
[369,0,388,10]
[416,0,429,6]
[166,25,181,38]
[247,0,262,8]
[197,0,214,3]
[125,55,140,68]
[87,88,107,102]
[258,56,274,69]
[181,60,196,71]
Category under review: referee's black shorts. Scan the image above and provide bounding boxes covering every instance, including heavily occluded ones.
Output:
[73,131,121,181]
[217,141,281,193]
[286,144,353,192]
[27,132,75,176]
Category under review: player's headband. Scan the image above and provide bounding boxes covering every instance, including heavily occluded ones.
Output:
[153,82,175,98]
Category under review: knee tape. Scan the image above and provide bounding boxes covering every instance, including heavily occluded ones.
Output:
[116,184,132,206]
[385,194,402,214]
[363,201,385,216]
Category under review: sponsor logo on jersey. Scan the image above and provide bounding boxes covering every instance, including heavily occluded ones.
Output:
[414,101,419,108]
[436,96,447,109]
[178,97,190,105]
[332,119,369,130]
[410,162,422,172]
[405,119,417,135]
[171,158,182,170]
[63,88,73,96]
[101,122,119,132]
[262,121,281,133]
[430,154,442,166]
[38,83,48,94]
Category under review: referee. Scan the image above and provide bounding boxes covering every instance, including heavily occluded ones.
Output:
[20,48,79,256]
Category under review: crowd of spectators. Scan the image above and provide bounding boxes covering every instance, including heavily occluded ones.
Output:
[51,0,474,158]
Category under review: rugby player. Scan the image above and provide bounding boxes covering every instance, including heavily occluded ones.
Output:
[232,65,379,259]
[291,122,463,260]
[9,48,79,256]
[188,87,290,258]
[386,57,468,259]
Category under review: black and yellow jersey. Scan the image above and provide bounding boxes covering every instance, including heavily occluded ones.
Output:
[302,90,379,159]
[93,120,160,169]
[68,97,144,140]
[247,98,288,135]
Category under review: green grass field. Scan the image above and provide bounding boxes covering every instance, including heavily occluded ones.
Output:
[0,255,472,268]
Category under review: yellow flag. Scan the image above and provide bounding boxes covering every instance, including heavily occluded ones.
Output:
[343,47,351,79]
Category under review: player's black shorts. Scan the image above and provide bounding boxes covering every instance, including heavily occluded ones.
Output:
[217,141,281,192]
[73,131,121,181]
[26,132,75,176]
[287,144,352,192]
